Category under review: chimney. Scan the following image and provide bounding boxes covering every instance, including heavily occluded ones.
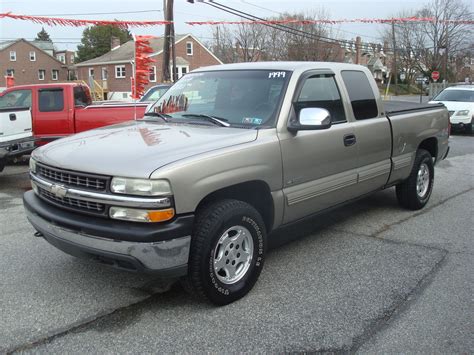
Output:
[355,36,361,64]
[111,36,121,51]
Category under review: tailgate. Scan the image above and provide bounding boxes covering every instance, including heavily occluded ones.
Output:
[0,107,33,144]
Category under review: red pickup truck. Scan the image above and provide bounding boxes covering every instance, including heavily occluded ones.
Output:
[0,83,148,145]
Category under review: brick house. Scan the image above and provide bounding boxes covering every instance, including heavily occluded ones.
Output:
[55,49,77,80]
[0,39,68,87]
[75,34,223,101]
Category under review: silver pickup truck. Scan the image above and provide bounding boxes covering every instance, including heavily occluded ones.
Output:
[23,62,449,305]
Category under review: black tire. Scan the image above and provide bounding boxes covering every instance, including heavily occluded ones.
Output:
[182,199,266,305]
[396,149,434,210]
[466,122,473,135]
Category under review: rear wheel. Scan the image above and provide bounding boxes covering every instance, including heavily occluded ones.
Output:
[396,149,434,210]
[466,121,473,135]
[182,199,266,305]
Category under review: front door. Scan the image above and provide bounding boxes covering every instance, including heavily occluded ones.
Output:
[280,72,359,224]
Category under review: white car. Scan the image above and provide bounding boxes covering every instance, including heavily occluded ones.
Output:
[430,85,474,134]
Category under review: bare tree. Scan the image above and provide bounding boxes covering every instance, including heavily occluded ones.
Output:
[210,8,343,63]
[415,0,472,81]
[382,0,472,83]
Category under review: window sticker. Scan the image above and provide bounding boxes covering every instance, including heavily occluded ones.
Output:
[268,71,286,79]
[243,117,263,125]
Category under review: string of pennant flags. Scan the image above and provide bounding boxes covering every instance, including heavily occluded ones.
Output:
[0,12,473,28]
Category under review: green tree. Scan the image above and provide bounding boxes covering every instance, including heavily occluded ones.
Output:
[76,25,132,63]
[35,27,52,42]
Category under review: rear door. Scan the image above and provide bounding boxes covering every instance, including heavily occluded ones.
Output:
[340,70,392,194]
[280,71,360,224]
[0,89,33,143]
[34,87,73,141]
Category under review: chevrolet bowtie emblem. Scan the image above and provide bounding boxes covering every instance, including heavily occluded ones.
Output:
[51,184,68,198]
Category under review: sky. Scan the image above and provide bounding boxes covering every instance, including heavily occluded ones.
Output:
[1,0,472,51]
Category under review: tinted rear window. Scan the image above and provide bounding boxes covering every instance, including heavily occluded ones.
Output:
[341,70,378,120]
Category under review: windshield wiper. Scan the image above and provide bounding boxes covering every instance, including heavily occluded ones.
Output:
[143,111,171,122]
[181,114,230,127]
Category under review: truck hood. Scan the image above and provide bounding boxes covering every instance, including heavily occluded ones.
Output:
[33,121,258,178]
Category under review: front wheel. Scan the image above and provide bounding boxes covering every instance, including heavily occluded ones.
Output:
[396,149,434,210]
[183,199,266,305]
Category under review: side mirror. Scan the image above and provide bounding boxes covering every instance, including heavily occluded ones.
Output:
[288,107,332,132]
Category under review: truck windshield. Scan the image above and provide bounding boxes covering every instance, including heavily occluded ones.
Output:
[146,70,290,128]
[433,89,474,102]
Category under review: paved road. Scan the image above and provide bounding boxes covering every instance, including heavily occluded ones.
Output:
[0,135,472,353]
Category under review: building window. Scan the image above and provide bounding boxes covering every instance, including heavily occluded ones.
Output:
[115,65,126,78]
[70,54,75,64]
[88,68,94,78]
[101,67,108,80]
[29,51,36,61]
[186,42,193,56]
[149,66,156,82]
[52,70,59,81]
[10,51,16,61]
[170,66,189,80]
[38,69,46,81]
[57,54,66,64]
[6,69,15,77]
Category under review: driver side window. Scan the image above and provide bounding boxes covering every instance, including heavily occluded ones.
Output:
[295,75,346,123]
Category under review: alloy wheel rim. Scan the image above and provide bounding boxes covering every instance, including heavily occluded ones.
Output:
[213,225,254,285]
[416,162,430,198]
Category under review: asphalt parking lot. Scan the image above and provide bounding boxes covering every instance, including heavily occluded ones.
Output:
[0,135,472,354]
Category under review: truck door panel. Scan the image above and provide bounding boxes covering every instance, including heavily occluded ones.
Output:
[34,88,72,140]
[280,73,359,224]
[340,70,392,194]
[353,118,392,193]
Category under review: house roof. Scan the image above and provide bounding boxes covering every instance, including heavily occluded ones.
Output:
[0,39,54,52]
[76,34,189,66]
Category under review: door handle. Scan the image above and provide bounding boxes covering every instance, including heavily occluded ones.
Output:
[343,134,356,147]
[9,113,16,121]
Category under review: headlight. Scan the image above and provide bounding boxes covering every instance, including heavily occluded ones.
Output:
[455,110,470,116]
[110,177,172,196]
[29,158,37,173]
[109,206,175,223]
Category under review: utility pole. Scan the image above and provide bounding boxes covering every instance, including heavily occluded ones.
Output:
[162,0,171,82]
[169,0,177,82]
[391,21,398,96]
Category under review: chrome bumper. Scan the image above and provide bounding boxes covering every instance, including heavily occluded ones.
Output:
[26,207,191,275]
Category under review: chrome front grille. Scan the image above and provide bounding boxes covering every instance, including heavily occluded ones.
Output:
[38,186,106,215]
[37,164,108,191]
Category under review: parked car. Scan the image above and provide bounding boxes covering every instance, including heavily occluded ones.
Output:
[0,83,148,148]
[430,85,474,134]
[24,62,449,305]
[140,84,172,103]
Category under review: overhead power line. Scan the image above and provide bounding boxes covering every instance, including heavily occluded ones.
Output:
[207,2,348,47]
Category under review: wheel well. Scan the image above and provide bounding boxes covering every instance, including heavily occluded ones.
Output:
[419,137,438,160]
[196,181,274,232]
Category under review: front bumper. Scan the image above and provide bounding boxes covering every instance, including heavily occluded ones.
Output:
[24,191,192,276]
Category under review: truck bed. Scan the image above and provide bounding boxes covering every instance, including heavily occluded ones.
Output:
[383,101,445,116]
